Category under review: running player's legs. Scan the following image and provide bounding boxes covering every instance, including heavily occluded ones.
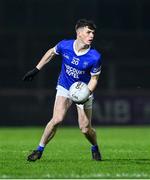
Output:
[39,95,72,146]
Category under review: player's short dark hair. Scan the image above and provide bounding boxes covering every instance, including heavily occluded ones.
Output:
[75,19,96,31]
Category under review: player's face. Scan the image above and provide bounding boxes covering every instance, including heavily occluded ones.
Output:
[77,26,95,45]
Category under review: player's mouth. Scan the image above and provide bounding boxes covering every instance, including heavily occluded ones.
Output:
[88,39,93,44]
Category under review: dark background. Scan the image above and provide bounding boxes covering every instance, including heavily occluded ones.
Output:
[0,0,150,126]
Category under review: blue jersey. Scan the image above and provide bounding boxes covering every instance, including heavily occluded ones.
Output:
[54,39,102,90]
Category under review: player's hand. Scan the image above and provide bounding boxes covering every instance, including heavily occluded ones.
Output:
[22,67,39,81]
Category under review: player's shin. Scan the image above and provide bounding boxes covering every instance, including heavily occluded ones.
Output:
[83,127,97,145]
[39,121,58,146]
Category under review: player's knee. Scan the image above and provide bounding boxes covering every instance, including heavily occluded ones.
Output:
[51,116,63,126]
[80,126,90,134]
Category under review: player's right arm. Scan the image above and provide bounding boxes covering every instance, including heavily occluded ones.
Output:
[22,47,56,81]
[36,47,56,70]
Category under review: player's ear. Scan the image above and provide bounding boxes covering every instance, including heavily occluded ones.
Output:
[76,27,82,36]
[76,29,80,36]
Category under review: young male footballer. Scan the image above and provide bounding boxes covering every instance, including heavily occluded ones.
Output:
[23,19,102,161]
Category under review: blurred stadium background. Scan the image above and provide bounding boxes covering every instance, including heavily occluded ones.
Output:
[0,0,150,126]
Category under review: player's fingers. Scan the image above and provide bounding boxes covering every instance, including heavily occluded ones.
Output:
[22,74,32,81]
[22,76,26,81]
[29,76,33,81]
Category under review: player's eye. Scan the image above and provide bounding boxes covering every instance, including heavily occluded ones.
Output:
[87,30,95,35]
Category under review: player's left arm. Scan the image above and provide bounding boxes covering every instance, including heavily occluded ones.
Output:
[87,74,99,94]
[88,51,101,93]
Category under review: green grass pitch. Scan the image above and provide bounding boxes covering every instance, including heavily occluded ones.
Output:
[0,126,150,179]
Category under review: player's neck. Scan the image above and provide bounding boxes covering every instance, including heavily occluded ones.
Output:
[74,39,90,53]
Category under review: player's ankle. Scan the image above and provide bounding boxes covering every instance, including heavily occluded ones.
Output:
[91,145,99,152]
[37,145,45,152]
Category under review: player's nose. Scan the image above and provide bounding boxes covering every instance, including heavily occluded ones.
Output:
[89,33,94,39]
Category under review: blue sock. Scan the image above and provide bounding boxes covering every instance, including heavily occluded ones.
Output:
[37,145,45,152]
[91,145,99,152]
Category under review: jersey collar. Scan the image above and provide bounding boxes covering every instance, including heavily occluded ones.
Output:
[73,40,91,56]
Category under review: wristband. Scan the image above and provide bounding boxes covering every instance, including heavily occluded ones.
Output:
[34,67,40,74]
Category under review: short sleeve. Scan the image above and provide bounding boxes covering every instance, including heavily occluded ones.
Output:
[54,40,65,55]
[90,54,102,76]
